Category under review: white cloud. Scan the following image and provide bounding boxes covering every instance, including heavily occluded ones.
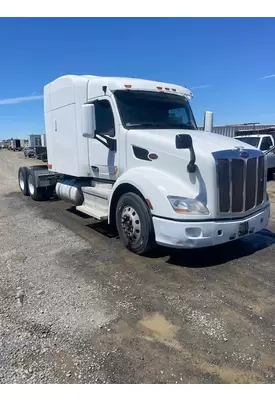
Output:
[190,84,212,90]
[259,74,275,80]
[0,94,43,105]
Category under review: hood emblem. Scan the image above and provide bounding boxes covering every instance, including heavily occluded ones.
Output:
[234,146,249,159]
[240,150,249,158]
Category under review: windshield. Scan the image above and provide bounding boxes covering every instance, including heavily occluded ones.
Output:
[235,136,260,148]
[114,90,197,130]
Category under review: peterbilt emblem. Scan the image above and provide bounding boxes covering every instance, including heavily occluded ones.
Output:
[234,146,249,158]
[240,151,249,158]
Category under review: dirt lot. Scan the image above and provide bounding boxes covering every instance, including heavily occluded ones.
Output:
[0,149,275,384]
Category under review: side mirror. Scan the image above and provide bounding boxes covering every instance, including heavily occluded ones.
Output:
[175,134,193,149]
[175,134,196,173]
[82,104,96,138]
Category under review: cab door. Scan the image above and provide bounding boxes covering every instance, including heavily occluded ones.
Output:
[88,97,119,181]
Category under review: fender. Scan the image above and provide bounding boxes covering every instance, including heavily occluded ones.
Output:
[108,166,201,223]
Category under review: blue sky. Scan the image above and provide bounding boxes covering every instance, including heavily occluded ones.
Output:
[1,17,275,139]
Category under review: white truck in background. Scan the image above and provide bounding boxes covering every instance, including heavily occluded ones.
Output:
[17,75,270,255]
[235,133,275,170]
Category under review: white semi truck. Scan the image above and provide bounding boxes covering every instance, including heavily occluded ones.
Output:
[18,75,270,255]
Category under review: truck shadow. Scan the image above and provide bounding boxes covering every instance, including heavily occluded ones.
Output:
[82,222,275,269]
[67,207,275,268]
[162,229,275,268]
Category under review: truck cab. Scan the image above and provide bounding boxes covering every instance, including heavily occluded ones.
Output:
[235,133,275,170]
[17,75,270,255]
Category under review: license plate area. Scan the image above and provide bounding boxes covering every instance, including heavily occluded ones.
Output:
[238,221,249,237]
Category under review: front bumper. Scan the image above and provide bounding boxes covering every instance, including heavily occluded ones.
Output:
[153,204,270,249]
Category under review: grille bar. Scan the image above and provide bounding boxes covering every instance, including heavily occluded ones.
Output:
[257,156,265,205]
[217,155,265,214]
[245,158,257,210]
[232,158,244,212]
[217,159,230,212]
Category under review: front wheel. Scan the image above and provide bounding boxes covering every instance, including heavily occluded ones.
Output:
[115,192,155,255]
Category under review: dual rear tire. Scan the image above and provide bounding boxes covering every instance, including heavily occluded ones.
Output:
[18,167,53,201]
[18,167,29,196]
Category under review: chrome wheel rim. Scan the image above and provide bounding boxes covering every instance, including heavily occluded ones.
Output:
[121,205,141,244]
[19,171,25,191]
[28,175,35,195]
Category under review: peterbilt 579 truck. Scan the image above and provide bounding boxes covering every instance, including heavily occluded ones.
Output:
[18,75,270,255]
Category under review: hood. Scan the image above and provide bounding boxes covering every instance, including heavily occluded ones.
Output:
[127,128,258,156]
[125,128,266,221]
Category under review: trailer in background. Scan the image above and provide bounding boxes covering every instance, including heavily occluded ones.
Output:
[20,139,28,148]
[34,146,47,162]
[28,134,42,148]
[11,139,21,151]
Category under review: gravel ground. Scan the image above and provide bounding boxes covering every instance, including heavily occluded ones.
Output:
[0,149,275,384]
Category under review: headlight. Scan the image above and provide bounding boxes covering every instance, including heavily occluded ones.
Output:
[167,196,209,215]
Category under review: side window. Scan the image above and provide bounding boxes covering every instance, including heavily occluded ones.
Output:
[260,137,272,151]
[93,100,115,137]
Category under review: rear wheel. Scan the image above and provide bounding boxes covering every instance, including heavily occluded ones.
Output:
[27,169,44,201]
[115,192,155,255]
[18,167,29,196]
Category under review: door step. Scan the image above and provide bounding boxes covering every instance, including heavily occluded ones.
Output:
[76,204,108,221]
[77,184,112,221]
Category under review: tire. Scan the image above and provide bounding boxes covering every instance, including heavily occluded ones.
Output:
[27,168,45,201]
[18,167,29,196]
[115,192,155,255]
[41,152,47,162]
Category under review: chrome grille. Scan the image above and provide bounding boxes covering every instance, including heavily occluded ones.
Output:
[216,154,265,214]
